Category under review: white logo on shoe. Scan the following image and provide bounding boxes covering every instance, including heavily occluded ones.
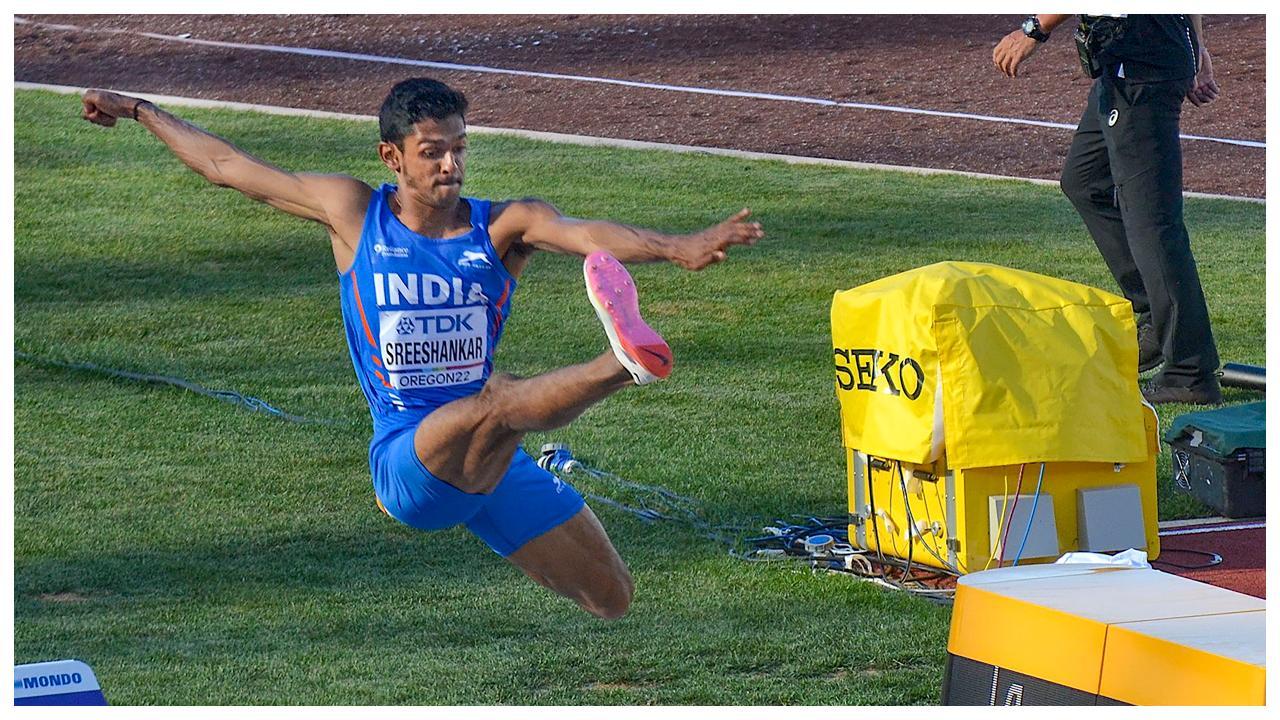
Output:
[1108,109,1119,126]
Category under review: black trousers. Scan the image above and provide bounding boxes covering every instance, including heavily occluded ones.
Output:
[1060,73,1219,386]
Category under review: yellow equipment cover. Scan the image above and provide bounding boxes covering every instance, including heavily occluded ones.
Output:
[831,261,1147,468]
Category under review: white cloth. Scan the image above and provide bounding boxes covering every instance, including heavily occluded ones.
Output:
[1055,548,1150,568]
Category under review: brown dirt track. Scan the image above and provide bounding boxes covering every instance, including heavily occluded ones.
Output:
[15,14,1266,197]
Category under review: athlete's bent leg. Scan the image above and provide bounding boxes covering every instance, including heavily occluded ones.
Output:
[413,353,633,494]
[400,251,662,617]
[413,251,671,496]
[506,505,634,620]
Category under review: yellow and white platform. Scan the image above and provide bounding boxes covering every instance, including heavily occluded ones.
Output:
[943,563,1265,705]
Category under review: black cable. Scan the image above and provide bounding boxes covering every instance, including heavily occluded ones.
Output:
[1151,548,1224,570]
[732,515,961,602]
[864,456,888,579]
[914,466,962,573]
[873,555,960,579]
[15,349,345,425]
[896,461,914,583]
[550,453,962,597]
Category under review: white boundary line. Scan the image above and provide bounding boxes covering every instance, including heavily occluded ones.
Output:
[15,16,1267,151]
[1158,516,1249,529]
[16,82,1265,204]
[1159,520,1265,537]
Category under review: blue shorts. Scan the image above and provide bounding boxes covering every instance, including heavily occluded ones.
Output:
[369,426,586,557]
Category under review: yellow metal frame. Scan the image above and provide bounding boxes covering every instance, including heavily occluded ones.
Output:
[847,404,1161,573]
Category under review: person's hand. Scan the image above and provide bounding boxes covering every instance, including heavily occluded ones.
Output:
[1186,47,1221,107]
[82,89,146,127]
[674,209,763,270]
[993,29,1041,78]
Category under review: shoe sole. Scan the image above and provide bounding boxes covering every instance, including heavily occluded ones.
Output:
[1142,393,1224,406]
[1141,384,1224,406]
[584,251,672,381]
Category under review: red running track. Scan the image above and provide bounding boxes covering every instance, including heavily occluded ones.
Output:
[1155,525,1264,599]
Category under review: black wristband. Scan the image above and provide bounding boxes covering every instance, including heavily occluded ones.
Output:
[132,99,147,120]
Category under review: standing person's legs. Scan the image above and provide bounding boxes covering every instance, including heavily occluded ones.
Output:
[1061,80,1152,325]
[1098,76,1220,392]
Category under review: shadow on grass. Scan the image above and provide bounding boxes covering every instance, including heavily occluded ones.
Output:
[15,523,517,603]
[14,233,336,306]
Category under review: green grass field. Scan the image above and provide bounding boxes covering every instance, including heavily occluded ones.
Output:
[14,88,1265,705]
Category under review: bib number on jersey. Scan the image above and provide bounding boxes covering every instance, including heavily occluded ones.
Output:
[379,305,488,389]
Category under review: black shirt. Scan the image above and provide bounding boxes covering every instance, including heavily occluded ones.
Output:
[1083,15,1199,82]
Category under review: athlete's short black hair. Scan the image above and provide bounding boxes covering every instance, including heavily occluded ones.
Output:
[378,78,469,147]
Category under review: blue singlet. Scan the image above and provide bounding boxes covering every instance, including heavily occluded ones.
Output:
[337,184,584,556]
[339,184,516,441]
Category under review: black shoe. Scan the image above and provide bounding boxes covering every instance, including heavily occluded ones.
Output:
[1141,378,1223,406]
[1137,323,1162,373]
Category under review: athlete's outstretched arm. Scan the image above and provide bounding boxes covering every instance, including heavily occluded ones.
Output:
[81,90,370,235]
[492,200,763,271]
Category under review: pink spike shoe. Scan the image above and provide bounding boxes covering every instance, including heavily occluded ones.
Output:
[583,251,673,385]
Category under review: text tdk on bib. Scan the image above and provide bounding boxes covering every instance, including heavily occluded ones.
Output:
[380,306,487,389]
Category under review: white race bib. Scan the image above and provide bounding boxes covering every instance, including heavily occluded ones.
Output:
[379,305,488,390]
